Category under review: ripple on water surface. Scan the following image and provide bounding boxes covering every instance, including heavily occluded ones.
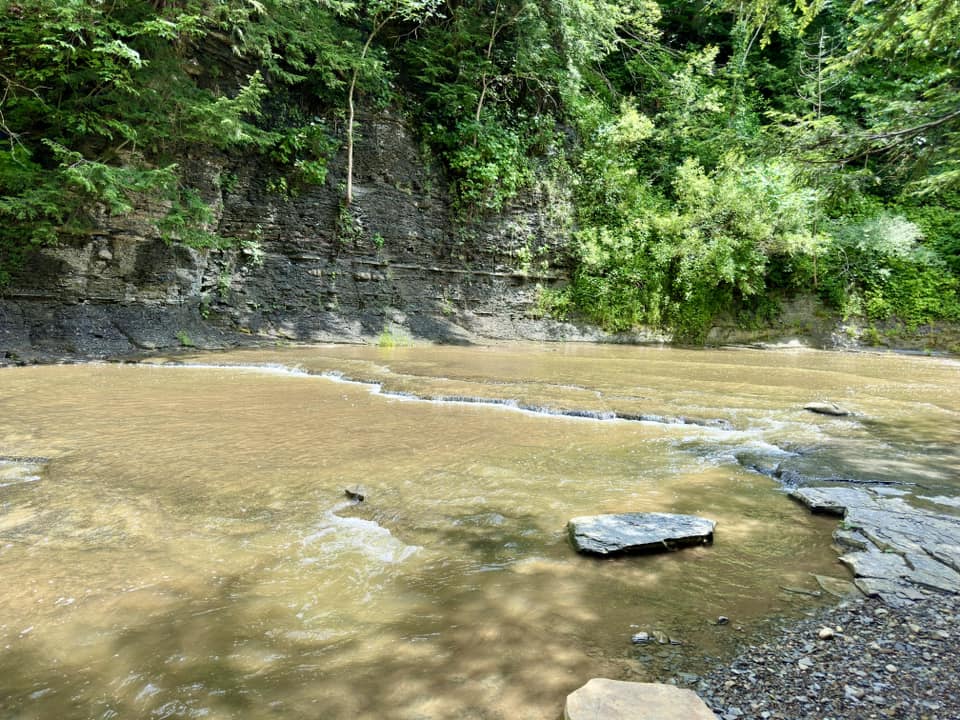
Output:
[1,344,958,719]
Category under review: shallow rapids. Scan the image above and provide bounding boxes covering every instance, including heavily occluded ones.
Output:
[1,343,958,719]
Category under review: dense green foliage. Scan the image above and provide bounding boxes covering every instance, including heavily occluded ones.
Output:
[545,0,960,338]
[2,0,959,337]
[0,0,347,280]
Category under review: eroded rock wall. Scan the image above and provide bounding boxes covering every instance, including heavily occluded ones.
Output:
[0,114,600,361]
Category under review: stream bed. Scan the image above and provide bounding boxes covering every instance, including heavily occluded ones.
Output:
[1,343,958,719]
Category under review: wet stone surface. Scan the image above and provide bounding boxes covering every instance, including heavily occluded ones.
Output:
[804,401,851,417]
[719,421,960,718]
[568,513,716,556]
[790,486,960,604]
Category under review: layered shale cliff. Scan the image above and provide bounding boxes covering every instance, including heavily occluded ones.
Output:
[4,111,948,361]
[0,114,628,361]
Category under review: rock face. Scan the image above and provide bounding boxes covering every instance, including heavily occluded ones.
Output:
[564,679,717,720]
[790,486,960,605]
[0,114,667,362]
[568,512,716,556]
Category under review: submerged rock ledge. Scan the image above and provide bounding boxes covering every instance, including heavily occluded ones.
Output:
[380,387,734,429]
[790,486,960,605]
[157,361,737,430]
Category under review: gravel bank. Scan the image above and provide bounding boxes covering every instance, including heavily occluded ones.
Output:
[697,593,959,720]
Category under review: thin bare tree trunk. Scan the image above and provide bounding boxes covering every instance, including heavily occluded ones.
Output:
[346,16,391,206]
[474,0,501,124]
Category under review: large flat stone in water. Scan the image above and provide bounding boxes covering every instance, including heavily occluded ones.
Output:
[565,679,717,720]
[568,512,715,555]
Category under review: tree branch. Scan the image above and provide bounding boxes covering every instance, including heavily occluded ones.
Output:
[861,106,960,142]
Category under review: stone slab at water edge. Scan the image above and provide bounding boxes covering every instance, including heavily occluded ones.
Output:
[568,512,716,555]
[790,486,960,605]
[564,679,717,720]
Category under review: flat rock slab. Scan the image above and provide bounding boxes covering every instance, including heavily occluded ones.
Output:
[568,512,715,556]
[790,485,960,604]
[813,573,865,599]
[790,486,879,516]
[565,679,717,720]
[840,548,911,580]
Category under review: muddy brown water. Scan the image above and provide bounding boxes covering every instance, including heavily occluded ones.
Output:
[1,343,958,719]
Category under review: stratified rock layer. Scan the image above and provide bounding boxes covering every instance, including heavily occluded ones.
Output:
[790,486,960,605]
[1,114,655,362]
[568,512,716,556]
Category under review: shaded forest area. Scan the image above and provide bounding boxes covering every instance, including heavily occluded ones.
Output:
[1,0,958,340]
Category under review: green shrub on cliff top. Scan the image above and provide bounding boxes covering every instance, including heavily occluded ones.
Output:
[819,213,960,327]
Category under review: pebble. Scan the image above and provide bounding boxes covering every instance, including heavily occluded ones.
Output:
[844,684,865,700]
[698,594,960,720]
[818,627,835,640]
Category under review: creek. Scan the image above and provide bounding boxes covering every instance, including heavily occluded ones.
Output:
[1,343,958,719]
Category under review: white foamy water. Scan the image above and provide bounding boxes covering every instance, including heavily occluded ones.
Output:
[302,504,420,566]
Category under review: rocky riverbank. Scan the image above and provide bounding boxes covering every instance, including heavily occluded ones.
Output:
[689,414,960,720]
[697,592,959,720]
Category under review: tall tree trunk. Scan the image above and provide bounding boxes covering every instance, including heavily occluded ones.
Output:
[346,16,391,207]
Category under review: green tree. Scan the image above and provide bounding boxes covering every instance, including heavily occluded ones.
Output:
[0,2,187,277]
[828,0,960,195]
[0,0,350,280]
[821,213,960,325]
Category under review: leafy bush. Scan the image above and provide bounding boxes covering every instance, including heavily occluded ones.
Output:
[820,213,960,326]
[566,148,825,339]
[899,192,960,276]
[442,122,532,212]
